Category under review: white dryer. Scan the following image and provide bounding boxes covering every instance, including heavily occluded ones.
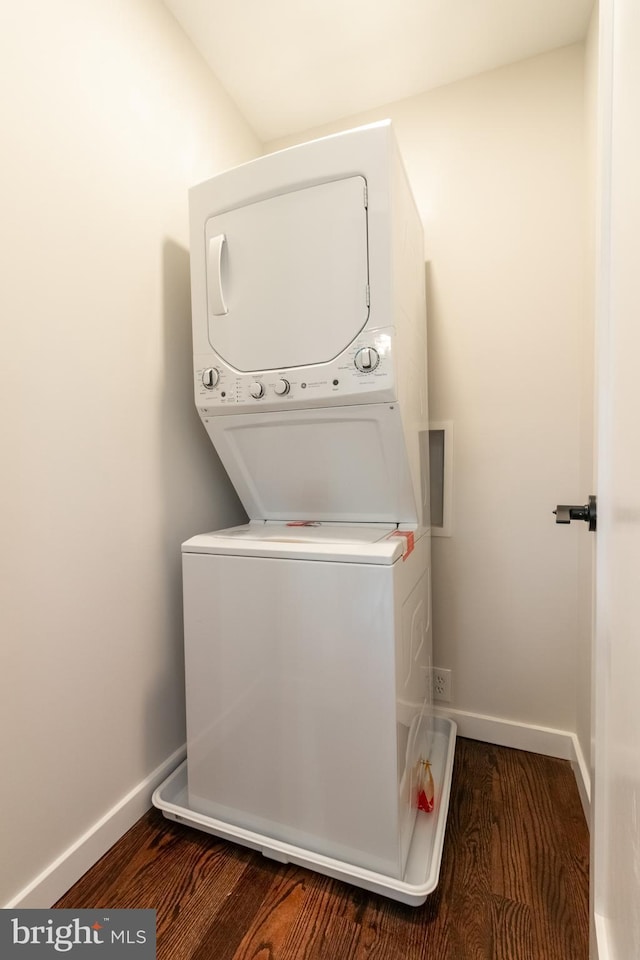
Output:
[153,122,456,905]
[190,120,429,527]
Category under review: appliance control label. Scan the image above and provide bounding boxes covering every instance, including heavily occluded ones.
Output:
[193,328,396,413]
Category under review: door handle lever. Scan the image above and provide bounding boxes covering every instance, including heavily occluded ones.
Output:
[553,495,597,531]
[553,505,572,524]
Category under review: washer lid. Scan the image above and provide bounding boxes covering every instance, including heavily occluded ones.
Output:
[204,176,369,372]
[201,403,421,526]
[182,522,407,564]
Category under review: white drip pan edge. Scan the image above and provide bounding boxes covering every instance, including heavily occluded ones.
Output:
[152,716,456,907]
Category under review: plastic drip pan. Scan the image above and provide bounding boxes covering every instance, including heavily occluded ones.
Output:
[153,716,456,907]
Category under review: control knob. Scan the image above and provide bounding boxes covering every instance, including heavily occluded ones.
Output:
[202,367,219,389]
[273,378,290,396]
[249,381,265,399]
[354,347,380,372]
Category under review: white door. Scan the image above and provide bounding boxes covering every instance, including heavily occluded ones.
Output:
[204,176,370,371]
[592,0,640,956]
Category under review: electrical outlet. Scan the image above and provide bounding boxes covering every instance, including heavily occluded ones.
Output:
[433,667,452,703]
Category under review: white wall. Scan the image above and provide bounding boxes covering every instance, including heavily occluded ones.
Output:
[268,47,588,738]
[0,0,259,906]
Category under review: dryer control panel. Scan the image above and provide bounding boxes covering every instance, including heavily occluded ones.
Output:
[194,327,397,415]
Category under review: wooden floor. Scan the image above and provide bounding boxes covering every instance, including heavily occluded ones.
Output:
[55,739,589,959]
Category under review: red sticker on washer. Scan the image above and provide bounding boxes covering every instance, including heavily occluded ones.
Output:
[286,521,320,527]
[388,530,415,559]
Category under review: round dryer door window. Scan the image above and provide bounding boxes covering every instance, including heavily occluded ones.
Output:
[204,176,370,372]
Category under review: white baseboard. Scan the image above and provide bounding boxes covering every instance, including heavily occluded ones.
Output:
[570,733,591,823]
[593,912,612,960]
[436,707,591,820]
[4,745,186,909]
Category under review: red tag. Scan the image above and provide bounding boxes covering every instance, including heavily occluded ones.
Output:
[416,759,435,812]
[286,521,320,527]
[388,530,415,560]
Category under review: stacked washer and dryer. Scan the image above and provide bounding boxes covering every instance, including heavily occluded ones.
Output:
[154,121,456,906]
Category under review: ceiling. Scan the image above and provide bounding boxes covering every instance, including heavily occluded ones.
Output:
[163,0,594,143]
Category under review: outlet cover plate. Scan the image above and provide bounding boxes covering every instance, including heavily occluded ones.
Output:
[433,667,452,703]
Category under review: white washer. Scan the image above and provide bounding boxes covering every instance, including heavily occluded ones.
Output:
[182,522,432,880]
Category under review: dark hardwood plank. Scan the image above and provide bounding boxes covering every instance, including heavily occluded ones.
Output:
[490,895,534,960]
[279,876,364,960]
[230,867,308,960]
[492,743,535,904]
[443,738,495,960]
[54,739,589,960]
[188,857,283,960]
[490,746,589,960]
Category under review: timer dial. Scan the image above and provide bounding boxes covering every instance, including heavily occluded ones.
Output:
[354,347,380,372]
[273,379,290,396]
[202,367,219,389]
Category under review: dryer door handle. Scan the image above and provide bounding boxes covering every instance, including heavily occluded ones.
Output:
[207,233,228,316]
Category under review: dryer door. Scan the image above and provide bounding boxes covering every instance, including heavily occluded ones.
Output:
[204,176,369,372]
